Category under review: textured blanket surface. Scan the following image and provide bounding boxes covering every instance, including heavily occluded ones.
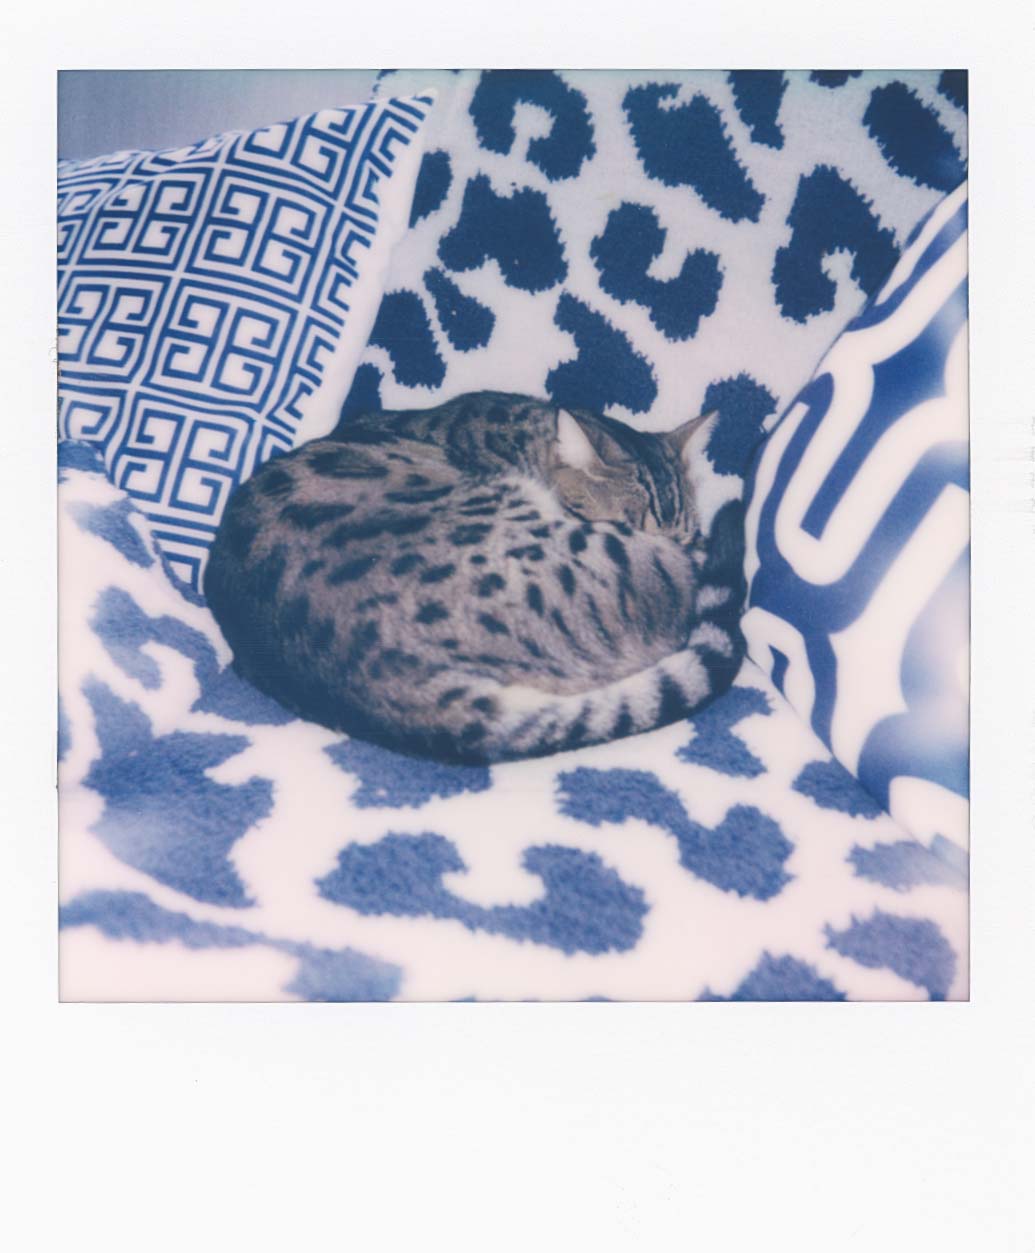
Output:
[58,443,968,1000]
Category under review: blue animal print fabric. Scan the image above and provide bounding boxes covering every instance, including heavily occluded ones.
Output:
[743,182,969,849]
[58,443,967,1000]
[353,70,966,461]
[58,71,969,1000]
[57,93,435,590]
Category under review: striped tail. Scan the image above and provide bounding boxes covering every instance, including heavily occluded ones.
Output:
[480,498,747,762]
[486,620,743,761]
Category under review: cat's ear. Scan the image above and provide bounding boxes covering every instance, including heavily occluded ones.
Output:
[555,409,604,471]
[665,410,718,465]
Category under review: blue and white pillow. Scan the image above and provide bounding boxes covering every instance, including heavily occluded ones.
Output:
[349,70,966,471]
[57,92,435,589]
[743,180,969,847]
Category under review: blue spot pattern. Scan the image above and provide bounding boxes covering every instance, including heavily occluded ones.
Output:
[825,910,956,1000]
[438,174,567,294]
[326,737,491,808]
[938,71,967,112]
[557,767,793,900]
[677,685,771,778]
[863,83,966,192]
[701,952,846,1001]
[359,70,966,444]
[849,835,968,893]
[590,203,722,341]
[60,890,402,1001]
[727,71,787,148]
[623,83,764,223]
[410,150,453,225]
[423,266,495,351]
[809,71,862,89]
[546,293,657,415]
[317,834,647,955]
[700,374,777,476]
[469,70,596,181]
[70,498,154,568]
[792,760,885,818]
[58,438,105,481]
[370,290,447,388]
[81,680,272,906]
[339,363,384,422]
[90,585,295,724]
[773,165,900,322]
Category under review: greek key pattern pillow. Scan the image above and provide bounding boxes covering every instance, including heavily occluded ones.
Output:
[57,92,434,589]
[743,181,968,848]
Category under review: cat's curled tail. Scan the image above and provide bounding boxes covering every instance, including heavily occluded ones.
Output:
[394,499,747,764]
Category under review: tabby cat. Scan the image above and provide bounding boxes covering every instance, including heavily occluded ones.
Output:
[205,391,746,763]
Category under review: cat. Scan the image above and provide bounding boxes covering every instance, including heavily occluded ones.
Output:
[204,391,746,763]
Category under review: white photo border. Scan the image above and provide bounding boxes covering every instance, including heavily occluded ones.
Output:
[4,3,1033,1247]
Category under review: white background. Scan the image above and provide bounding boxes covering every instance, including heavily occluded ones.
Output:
[2,2,1033,1249]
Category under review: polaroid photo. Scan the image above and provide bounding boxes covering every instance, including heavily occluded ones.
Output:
[55,68,969,1003]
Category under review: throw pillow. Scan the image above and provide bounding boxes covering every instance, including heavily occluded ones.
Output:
[57,91,435,589]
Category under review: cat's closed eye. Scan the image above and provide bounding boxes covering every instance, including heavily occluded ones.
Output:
[550,464,648,527]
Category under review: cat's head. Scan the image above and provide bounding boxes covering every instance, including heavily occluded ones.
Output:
[549,407,717,536]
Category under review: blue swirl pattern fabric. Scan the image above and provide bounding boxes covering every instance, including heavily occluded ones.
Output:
[743,182,969,849]
[57,94,434,590]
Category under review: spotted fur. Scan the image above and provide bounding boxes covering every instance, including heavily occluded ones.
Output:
[205,391,745,763]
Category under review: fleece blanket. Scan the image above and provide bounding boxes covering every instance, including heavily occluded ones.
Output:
[58,70,969,1000]
[58,441,968,1000]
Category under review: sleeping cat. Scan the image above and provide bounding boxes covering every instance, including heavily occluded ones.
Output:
[205,391,746,763]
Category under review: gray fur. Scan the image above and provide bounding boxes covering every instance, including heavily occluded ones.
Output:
[205,391,745,762]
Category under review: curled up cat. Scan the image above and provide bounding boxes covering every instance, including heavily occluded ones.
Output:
[205,391,746,764]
